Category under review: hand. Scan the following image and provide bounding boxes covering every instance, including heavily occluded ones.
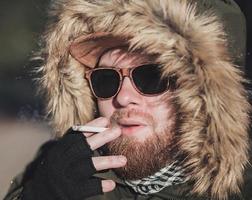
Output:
[21,117,127,200]
[83,117,127,193]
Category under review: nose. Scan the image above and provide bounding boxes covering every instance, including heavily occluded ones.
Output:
[113,77,142,108]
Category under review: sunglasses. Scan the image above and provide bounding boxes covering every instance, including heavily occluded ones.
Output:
[85,64,176,99]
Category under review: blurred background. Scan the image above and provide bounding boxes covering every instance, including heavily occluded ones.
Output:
[0,0,251,198]
[0,0,49,119]
[0,0,52,198]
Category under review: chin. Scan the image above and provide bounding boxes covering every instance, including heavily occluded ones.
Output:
[107,130,174,180]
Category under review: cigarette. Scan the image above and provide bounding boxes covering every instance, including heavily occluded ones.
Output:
[72,125,108,133]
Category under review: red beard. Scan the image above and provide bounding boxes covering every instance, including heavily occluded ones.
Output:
[106,109,175,180]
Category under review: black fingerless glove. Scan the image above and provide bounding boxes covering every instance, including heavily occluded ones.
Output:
[22,129,102,200]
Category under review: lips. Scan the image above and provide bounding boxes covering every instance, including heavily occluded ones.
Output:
[118,118,147,126]
[117,119,148,135]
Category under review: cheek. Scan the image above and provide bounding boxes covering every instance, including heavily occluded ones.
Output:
[146,96,175,132]
[97,99,114,118]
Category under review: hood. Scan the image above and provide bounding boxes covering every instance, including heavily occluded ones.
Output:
[38,0,251,199]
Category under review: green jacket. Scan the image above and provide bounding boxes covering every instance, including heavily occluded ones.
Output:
[4,161,252,200]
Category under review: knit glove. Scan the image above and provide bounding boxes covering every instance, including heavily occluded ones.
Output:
[22,129,102,200]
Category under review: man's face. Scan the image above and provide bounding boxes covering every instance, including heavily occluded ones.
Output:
[97,49,176,180]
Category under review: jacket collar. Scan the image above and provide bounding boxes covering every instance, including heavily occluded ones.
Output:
[93,170,207,200]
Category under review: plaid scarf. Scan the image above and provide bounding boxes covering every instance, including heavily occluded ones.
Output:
[125,162,187,195]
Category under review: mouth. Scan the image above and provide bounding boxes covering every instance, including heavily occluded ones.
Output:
[117,119,148,135]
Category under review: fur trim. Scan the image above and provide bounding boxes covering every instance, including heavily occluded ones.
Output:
[39,0,250,199]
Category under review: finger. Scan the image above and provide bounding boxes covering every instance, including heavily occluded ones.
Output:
[87,127,121,150]
[101,180,116,193]
[92,155,127,171]
[83,117,109,137]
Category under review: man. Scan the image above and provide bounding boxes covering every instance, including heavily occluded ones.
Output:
[4,0,252,200]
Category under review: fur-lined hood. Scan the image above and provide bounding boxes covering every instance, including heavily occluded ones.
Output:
[39,0,250,199]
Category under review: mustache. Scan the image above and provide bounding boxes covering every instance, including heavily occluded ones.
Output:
[110,108,154,126]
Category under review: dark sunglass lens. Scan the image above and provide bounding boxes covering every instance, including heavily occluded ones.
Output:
[132,64,168,94]
[90,69,120,98]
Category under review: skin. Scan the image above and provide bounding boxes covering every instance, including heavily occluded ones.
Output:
[84,117,124,192]
[83,49,174,192]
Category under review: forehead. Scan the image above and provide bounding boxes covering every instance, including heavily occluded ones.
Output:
[97,48,152,68]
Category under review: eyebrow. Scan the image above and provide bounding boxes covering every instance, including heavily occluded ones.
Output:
[100,56,154,67]
[97,50,155,68]
[97,62,156,69]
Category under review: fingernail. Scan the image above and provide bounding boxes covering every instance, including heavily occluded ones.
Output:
[110,127,121,133]
[119,156,127,163]
[102,180,116,192]
[111,125,119,130]
[108,180,115,185]
[98,117,108,123]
